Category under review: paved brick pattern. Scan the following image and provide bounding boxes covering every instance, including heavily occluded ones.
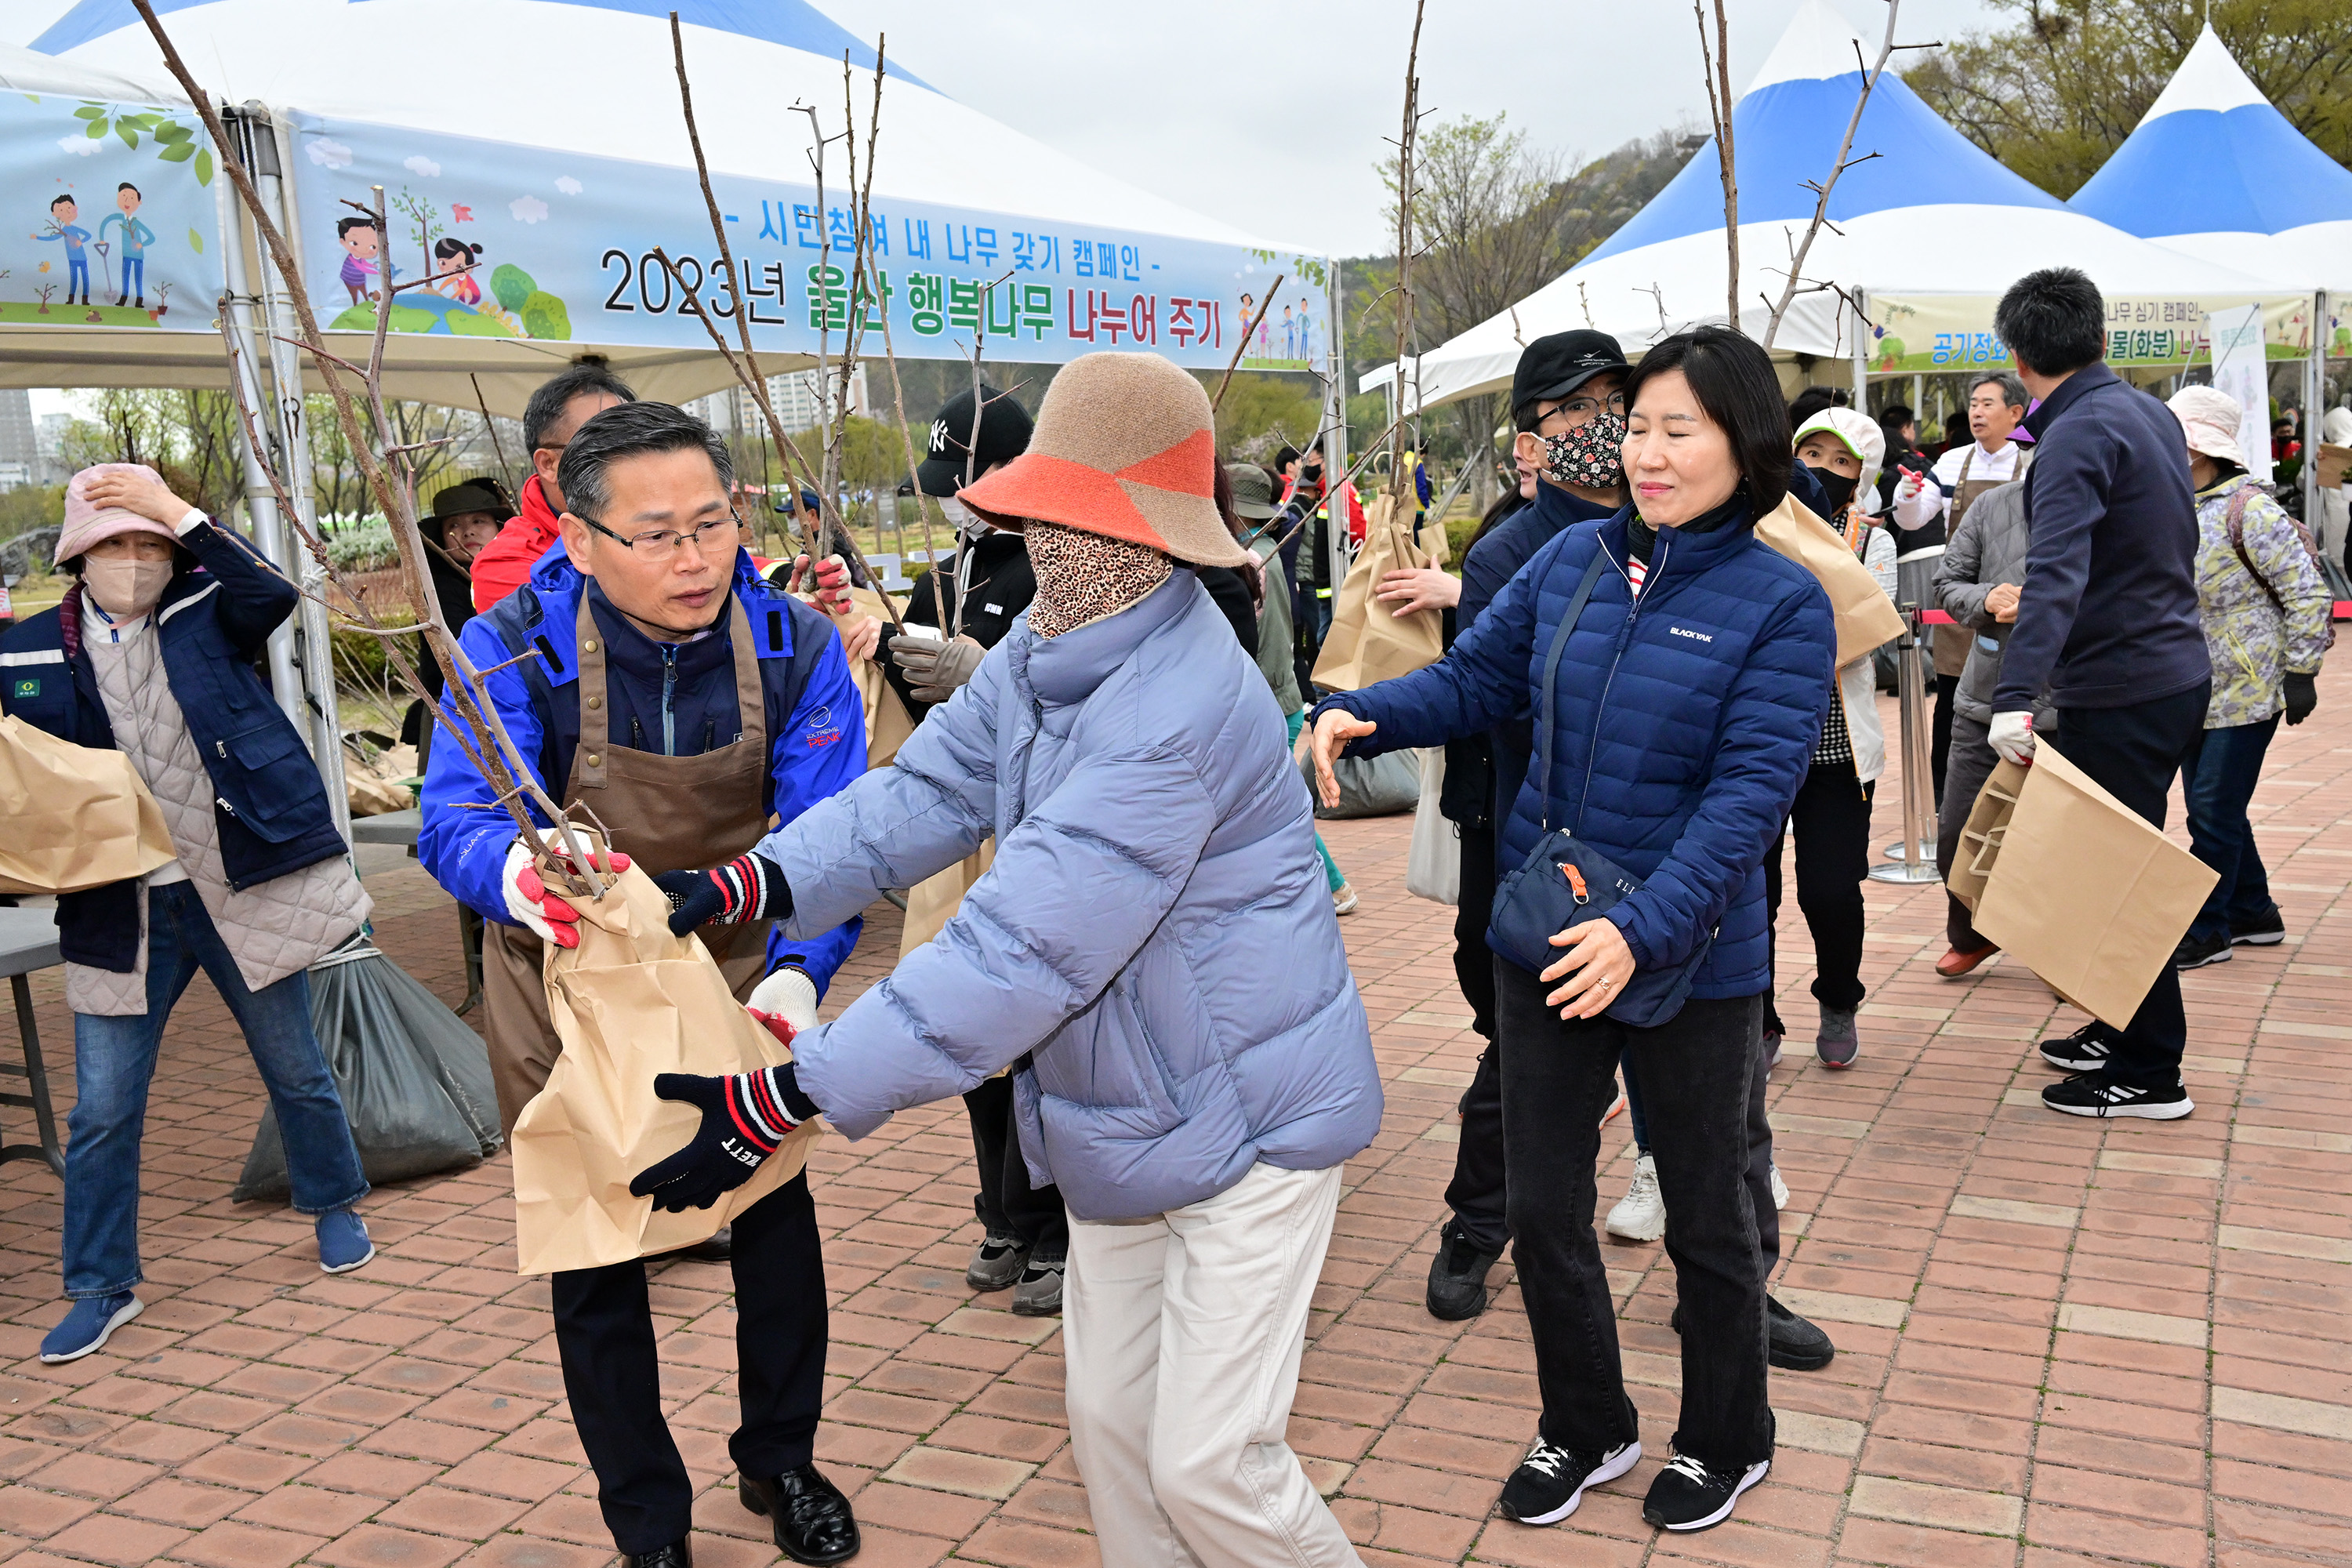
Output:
[2,684,2349,1568]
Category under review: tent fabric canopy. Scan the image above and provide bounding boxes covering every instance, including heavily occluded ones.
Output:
[2067,24,2352,292]
[1373,0,2278,411]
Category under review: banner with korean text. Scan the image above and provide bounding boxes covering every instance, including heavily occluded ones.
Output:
[1861,292,2312,375]
[288,114,1331,375]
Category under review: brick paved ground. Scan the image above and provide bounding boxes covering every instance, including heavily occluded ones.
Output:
[2,679,2349,1568]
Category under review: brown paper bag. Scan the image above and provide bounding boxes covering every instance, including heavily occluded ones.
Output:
[0,713,178,895]
[841,586,916,770]
[2317,441,2352,490]
[1310,493,1443,691]
[1752,495,1907,668]
[1947,758,2029,913]
[510,856,819,1275]
[898,839,996,958]
[1973,744,2219,1029]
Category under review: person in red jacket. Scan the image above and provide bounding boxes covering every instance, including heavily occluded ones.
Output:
[469,360,636,612]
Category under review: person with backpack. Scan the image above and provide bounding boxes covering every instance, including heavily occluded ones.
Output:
[418,402,866,1568]
[2165,387,2330,971]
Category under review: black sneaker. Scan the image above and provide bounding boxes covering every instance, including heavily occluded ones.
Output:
[964,1232,1027,1292]
[2042,1075,2193,1120]
[2230,910,2286,946]
[2172,931,2232,970]
[1668,1297,1835,1371]
[2038,1023,2113,1073]
[1425,1221,1502,1322]
[1497,1436,1639,1526]
[1642,1452,1769,1531]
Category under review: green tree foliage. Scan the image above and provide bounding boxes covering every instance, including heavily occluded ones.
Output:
[1210,373,1323,464]
[1904,0,2352,198]
[56,390,243,518]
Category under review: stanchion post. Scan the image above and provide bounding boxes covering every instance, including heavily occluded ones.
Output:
[1871,563,1942,884]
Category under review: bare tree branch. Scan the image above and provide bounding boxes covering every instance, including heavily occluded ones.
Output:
[1762,2,1902,350]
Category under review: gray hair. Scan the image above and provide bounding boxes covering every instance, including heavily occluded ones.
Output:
[556,401,733,524]
[1968,370,2030,412]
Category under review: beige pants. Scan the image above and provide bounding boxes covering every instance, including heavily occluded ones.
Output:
[1063,1162,1360,1568]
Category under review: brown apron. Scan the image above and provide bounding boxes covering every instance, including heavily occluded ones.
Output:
[1933,446,2031,678]
[483,593,778,1134]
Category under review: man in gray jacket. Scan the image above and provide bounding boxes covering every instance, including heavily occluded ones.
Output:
[1933,480,2053,973]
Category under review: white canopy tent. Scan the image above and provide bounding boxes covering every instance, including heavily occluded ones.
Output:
[14,0,1327,413]
[1370,0,2281,411]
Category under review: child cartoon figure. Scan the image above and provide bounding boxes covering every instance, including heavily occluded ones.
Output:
[430,237,484,306]
[337,216,384,304]
[100,183,155,309]
[1238,292,1254,350]
[34,194,93,307]
[1281,302,1296,361]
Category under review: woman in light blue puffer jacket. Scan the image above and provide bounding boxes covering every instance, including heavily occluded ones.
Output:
[631,352,1381,1568]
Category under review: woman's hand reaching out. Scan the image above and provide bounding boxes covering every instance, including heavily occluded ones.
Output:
[1541,918,1635,1020]
[1374,567,1460,616]
[1294,708,1376,810]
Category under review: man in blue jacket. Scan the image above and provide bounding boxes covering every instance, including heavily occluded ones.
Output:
[419,401,865,1568]
[1987,268,2212,1121]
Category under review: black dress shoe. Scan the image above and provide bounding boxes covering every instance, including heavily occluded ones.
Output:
[669,1227,731,1262]
[741,1465,860,1564]
[622,1541,691,1568]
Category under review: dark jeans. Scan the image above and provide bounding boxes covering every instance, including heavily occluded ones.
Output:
[1497,965,1773,1468]
[1938,711,1998,953]
[963,1074,1067,1258]
[551,1173,829,1554]
[1762,765,1877,1033]
[2049,682,2209,1090]
[2181,715,2282,946]
[1930,671,1959,808]
[1443,818,1508,1251]
[1619,1015,1780,1270]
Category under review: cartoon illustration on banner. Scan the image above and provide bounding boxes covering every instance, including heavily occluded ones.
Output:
[1864,292,2310,374]
[2,89,219,328]
[292,117,1331,368]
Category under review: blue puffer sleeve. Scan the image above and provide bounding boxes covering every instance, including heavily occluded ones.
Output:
[418,614,551,924]
[1607,579,1835,969]
[760,630,867,993]
[784,742,1217,1140]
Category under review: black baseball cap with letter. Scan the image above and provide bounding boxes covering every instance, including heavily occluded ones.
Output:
[1510,328,1629,415]
[916,385,1036,498]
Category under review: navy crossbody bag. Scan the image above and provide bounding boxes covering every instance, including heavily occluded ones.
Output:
[1486,549,1711,1027]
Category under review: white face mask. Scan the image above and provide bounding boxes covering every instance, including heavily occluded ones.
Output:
[83,556,172,619]
[938,497,992,543]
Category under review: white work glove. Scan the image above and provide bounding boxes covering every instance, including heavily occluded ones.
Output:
[501,832,630,949]
[747,964,820,1033]
[1988,710,2037,766]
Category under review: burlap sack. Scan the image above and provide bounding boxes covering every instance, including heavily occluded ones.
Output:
[510,855,819,1274]
[841,587,916,769]
[898,839,995,958]
[1753,495,1907,668]
[1973,743,2218,1030]
[1310,493,1443,691]
[1947,757,2028,913]
[0,713,177,895]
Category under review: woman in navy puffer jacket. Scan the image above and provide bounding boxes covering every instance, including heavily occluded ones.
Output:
[1303,328,1835,1537]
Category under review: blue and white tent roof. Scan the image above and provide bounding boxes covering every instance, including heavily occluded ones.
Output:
[31,0,1286,248]
[1379,1,2277,408]
[2068,25,2352,289]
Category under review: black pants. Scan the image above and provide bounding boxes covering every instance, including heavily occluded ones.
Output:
[1497,965,1773,1469]
[1762,764,1877,1033]
[551,1173,828,1555]
[1930,671,1959,808]
[2049,682,2209,1090]
[963,1074,1067,1258]
[1442,816,1511,1252]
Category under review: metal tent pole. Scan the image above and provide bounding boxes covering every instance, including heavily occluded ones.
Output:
[247,105,352,844]
[214,111,303,738]
[2307,292,2327,532]
[1323,263,1348,602]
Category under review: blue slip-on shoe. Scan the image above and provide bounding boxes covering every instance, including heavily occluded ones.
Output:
[317,1209,375,1275]
[40,1292,143,1363]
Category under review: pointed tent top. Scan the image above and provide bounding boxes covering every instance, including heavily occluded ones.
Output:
[1584,0,2058,266]
[2070,22,2352,241]
[2139,24,2268,123]
[1744,0,1871,95]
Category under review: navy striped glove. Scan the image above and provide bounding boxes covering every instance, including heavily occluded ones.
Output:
[652,852,789,936]
[629,1061,818,1213]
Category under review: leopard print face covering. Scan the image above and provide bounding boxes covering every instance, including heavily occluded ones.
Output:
[1025,518,1171,639]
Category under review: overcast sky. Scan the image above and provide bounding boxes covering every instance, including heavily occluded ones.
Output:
[10,0,2010,260]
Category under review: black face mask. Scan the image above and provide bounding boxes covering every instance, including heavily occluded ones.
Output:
[1806,463,1858,516]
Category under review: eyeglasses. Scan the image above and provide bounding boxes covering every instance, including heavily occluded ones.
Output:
[1541,391,1629,425]
[575,511,743,561]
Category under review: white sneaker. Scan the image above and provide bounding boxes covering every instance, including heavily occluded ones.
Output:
[1769,1163,1789,1211]
[1331,881,1359,916]
[1605,1152,1665,1242]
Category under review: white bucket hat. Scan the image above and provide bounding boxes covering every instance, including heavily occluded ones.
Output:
[2167,385,2247,469]
[1793,405,1886,503]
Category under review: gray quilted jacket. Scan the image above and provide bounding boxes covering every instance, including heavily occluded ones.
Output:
[760,569,1381,1221]
[1936,482,2053,728]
